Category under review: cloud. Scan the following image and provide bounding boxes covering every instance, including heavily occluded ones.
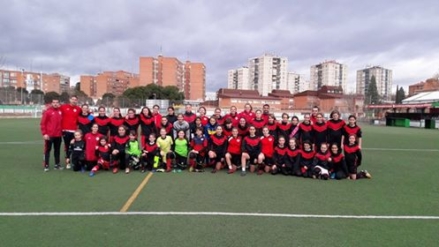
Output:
[1,0,438,93]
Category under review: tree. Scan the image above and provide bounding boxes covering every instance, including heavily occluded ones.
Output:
[101,93,116,106]
[44,91,60,104]
[30,89,44,104]
[395,86,406,104]
[162,86,184,101]
[60,92,70,103]
[365,75,380,104]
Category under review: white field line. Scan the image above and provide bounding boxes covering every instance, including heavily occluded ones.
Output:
[0,211,438,220]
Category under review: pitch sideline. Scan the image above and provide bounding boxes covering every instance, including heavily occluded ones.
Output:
[0,211,438,220]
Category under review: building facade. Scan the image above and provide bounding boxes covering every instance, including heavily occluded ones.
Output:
[248,54,288,96]
[408,78,439,96]
[228,67,250,90]
[139,56,205,101]
[0,69,69,94]
[287,72,309,94]
[310,60,348,91]
[356,66,392,101]
[80,70,139,99]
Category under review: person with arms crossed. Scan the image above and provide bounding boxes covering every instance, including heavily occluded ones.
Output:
[40,98,63,171]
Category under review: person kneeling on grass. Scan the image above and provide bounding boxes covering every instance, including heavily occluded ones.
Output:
[241,126,262,176]
[111,126,129,174]
[84,124,103,172]
[225,128,241,174]
[89,137,112,177]
[156,128,174,172]
[295,140,315,178]
[328,143,349,180]
[189,127,208,172]
[66,130,85,172]
[141,133,160,173]
[208,126,228,174]
[312,143,331,180]
[343,134,371,180]
[173,130,189,172]
[271,136,289,175]
[258,126,275,175]
[125,130,142,174]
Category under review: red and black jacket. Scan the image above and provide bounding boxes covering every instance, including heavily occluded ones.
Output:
[199,115,209,126]
[139,114,156,137]
[157,122,173,136]
[252,118,266,136]
[241,135,261,154]
[78,112,94,135]
[277,121,292,139]
[327,119,346,145]
[224,113,240,127]
[208,133,228,154]
[313,150,331,170]
[266,122,278,138]
[287,147,301,167]
[95,115,111,136]
[110,116,125,136]
[343,143,362,167]
[184,111,197,125]
[342,124,362,144]
[84,132,102,161]
[97,144,111,162]
[273,145,288,165]
[330,152,348,174]
[312,122,328,147]
[111,134,129,153]
[299,122,313,144]
[143,141,159,156]
[125,115,140,133]
[222,124,234,137]
[299,149,315,168]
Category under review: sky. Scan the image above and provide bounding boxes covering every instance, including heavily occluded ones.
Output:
[1,0,439,94]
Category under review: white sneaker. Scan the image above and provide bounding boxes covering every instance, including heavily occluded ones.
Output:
[125,168,130,174]
[44,165,49,172]
[66,164,71,169]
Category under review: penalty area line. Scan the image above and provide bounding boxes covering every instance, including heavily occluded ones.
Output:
[363,148,439,152]
[0,211,438,220]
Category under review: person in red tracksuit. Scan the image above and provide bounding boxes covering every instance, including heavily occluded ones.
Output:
[240,125,262,176]
[224,106,240,127]
[238,103,255,123]
[212,108,225,126]
[252,110,266,137]
[60,95,81,168]
[84,123,103,171]
[225,128,241,174]
[77,104,94,135]
[259,126,275,175]
[152,105,162,129]
[40,98,63,171]
[197,106,210,126]
[94,106,111,136]
[208,126,228,173]
[222,118,234,137]
[109,107,125,143]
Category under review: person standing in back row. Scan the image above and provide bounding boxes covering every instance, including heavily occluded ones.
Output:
[60,95,81,169]
[40,98,63,172]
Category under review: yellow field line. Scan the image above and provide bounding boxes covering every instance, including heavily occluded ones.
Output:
[120,172,154,212]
